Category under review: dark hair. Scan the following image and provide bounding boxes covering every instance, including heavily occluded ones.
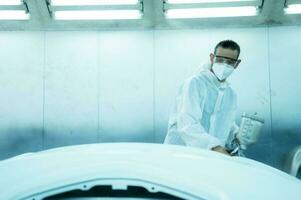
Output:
[214,40,240,59]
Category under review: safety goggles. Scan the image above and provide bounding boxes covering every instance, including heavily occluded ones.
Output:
[214,55,239,67]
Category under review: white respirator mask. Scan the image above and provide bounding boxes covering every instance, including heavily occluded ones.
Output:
[212,63,234,81]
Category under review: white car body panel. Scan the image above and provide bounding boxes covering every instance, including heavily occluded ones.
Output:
[0,143,300,200]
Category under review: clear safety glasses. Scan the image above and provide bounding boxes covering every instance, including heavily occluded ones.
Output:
[214,55,238,67]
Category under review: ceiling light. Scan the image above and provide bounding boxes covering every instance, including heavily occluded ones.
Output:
[284,4,301,14]
[0,0,23,5]
[51,0,139,6]
[0,10,29,20]
[54,10,142,20]
[167,0,248,3]
[165,6,258,18]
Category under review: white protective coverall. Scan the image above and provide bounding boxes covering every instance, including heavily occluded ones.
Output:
[164,69,239,150]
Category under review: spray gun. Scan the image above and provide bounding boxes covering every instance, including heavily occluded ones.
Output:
[230,112,264,156]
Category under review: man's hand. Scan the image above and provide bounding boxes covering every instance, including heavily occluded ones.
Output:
[211,146,231,156]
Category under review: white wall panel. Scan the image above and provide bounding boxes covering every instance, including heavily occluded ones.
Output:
[269,26,301,168]
[44,32,99,149]
[0,32,44,159]
[99,31,154,142]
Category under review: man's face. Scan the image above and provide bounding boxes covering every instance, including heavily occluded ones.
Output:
[210,47,241,69]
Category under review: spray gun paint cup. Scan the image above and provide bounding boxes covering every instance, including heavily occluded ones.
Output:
[237,113,264,150]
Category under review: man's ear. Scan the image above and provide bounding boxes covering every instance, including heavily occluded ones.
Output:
[234,59,241,69]
[210,53,214,64]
